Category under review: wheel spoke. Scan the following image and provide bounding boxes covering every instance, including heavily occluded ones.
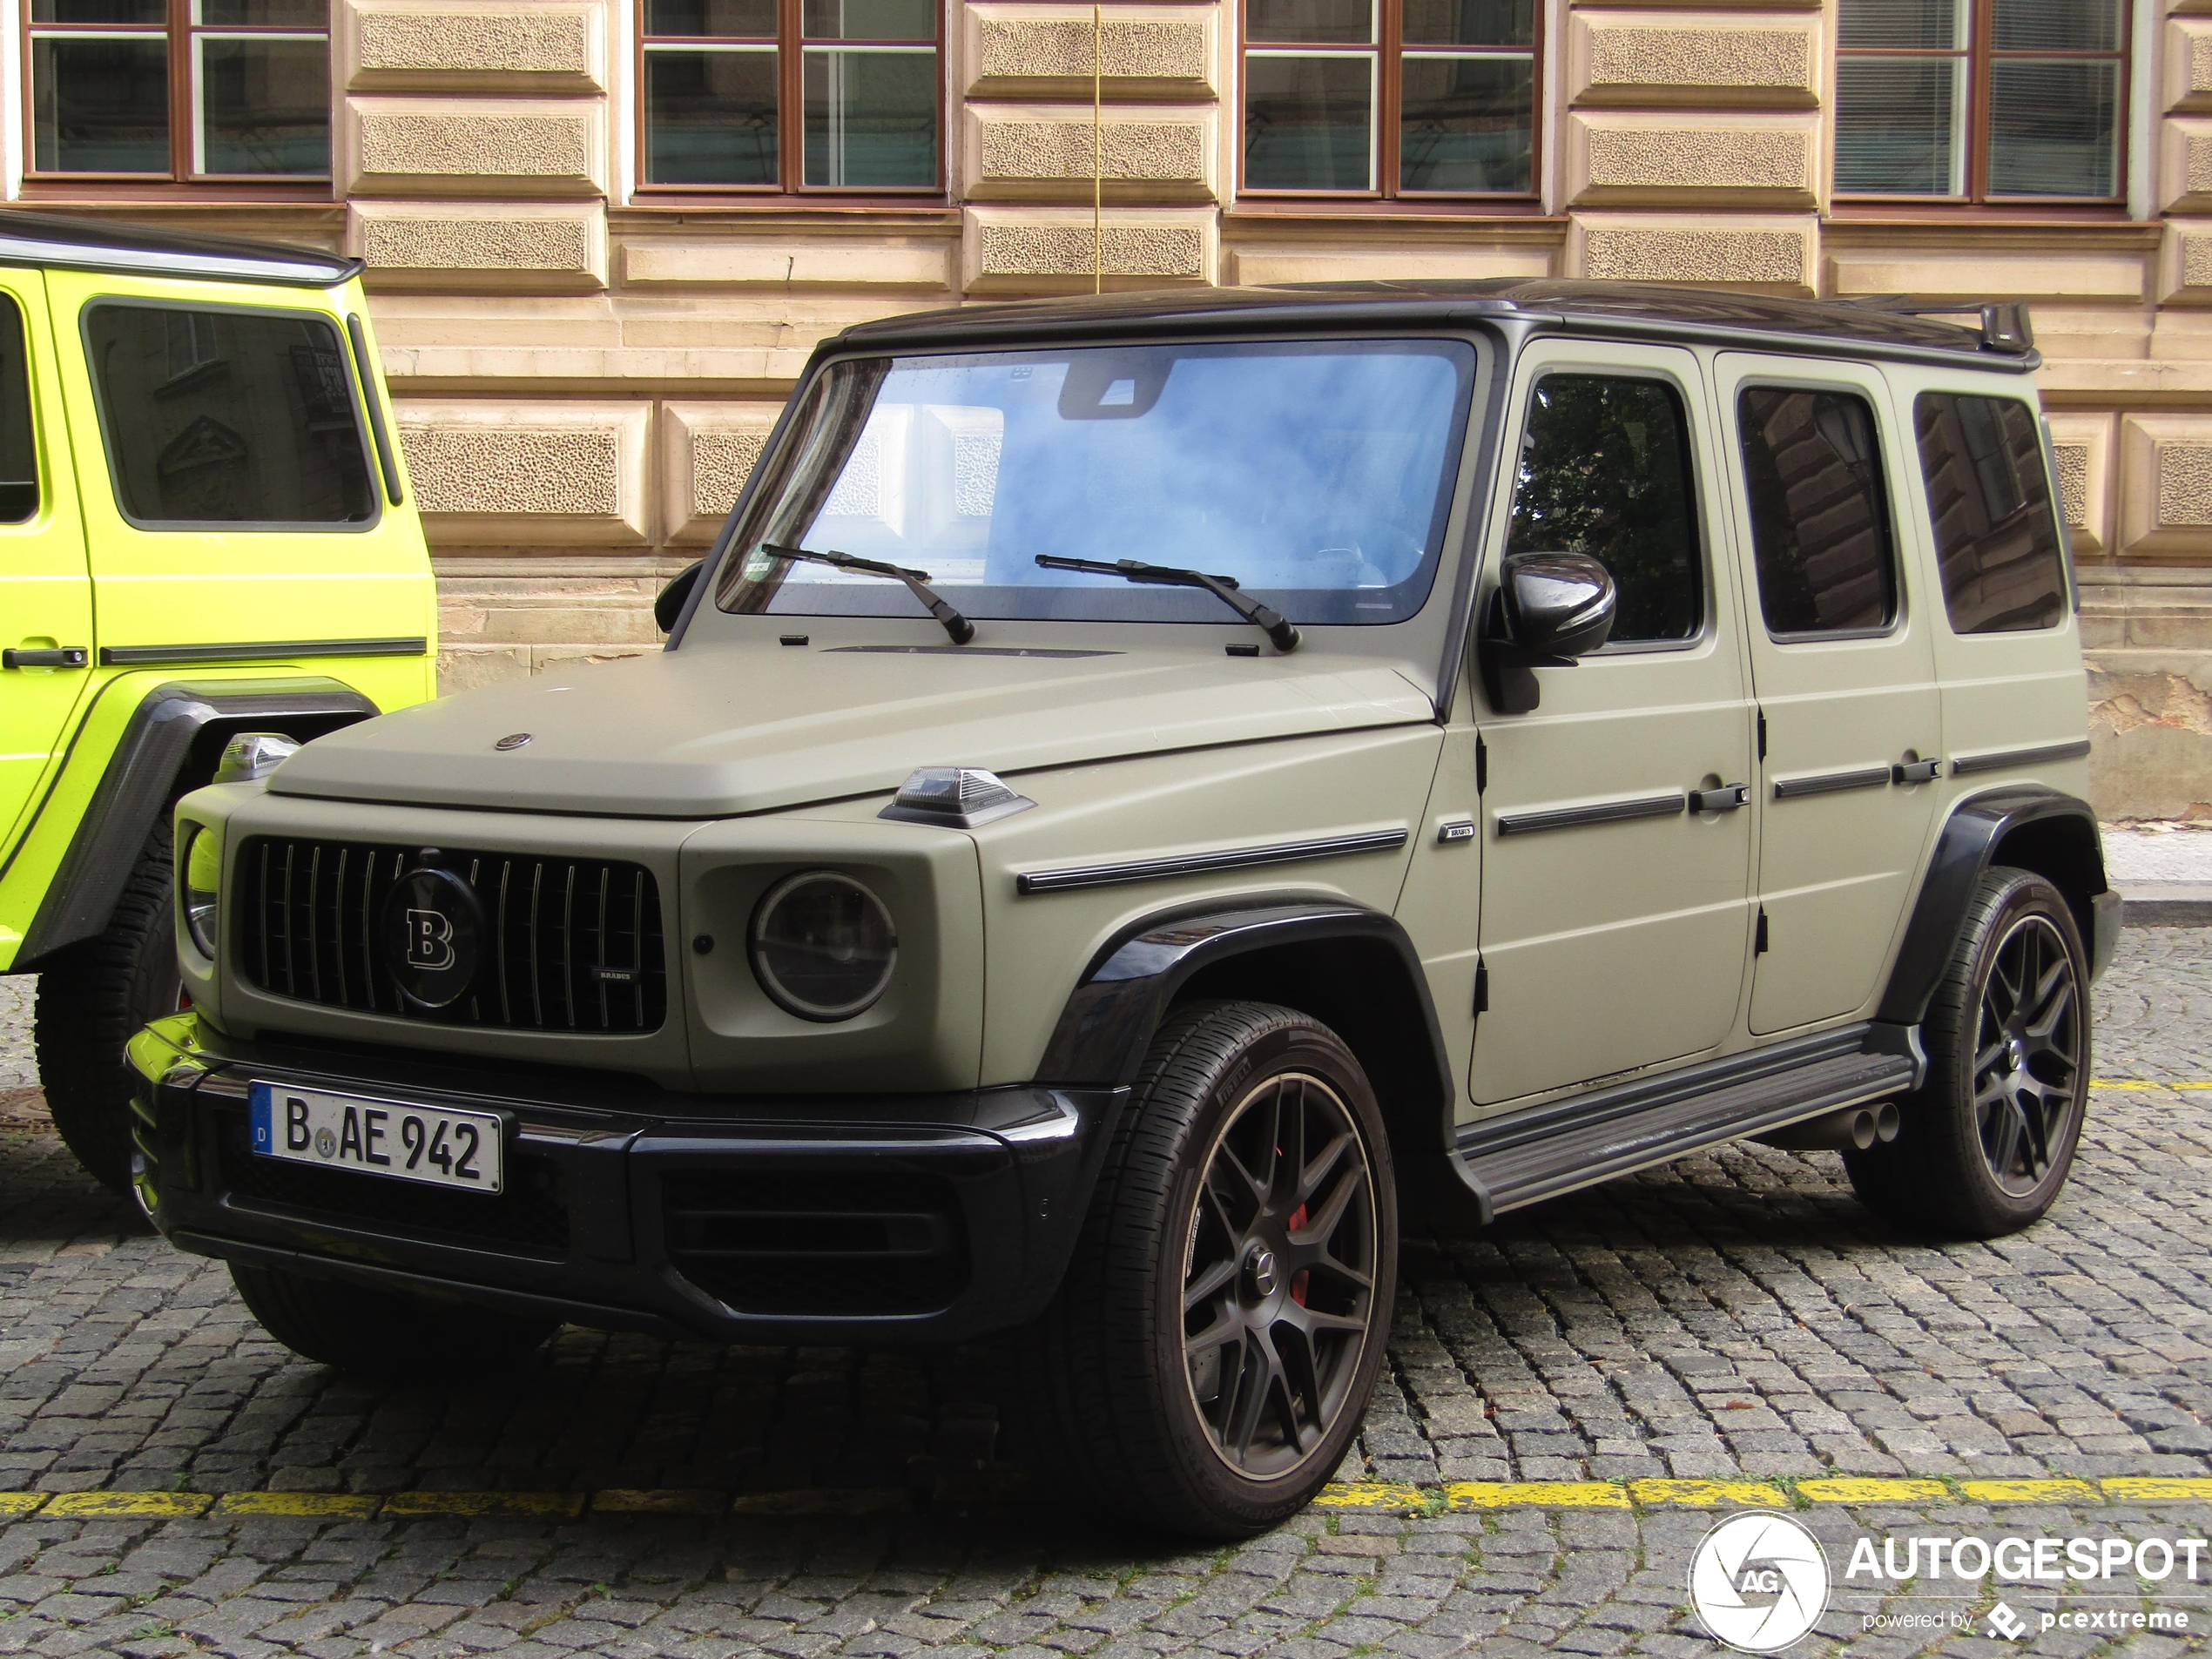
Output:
[1973,1035,2009,1075]
[1184,1306,1241,1359]
[1226,1331,1278,1459]
[1292,1160,1361,1251]
[1296,1130,1353,1207]
[1183,1256,1237,1314]
[1985,1094,2027,1178]
[1272,1321,1320,1451]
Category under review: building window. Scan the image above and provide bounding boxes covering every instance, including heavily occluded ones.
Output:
[27,0,331,179]
[1240,0,1536,198]
[640,0,941,192]
[1835,0,2128,202]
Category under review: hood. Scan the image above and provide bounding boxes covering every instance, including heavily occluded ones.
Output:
[268,644,1438,819]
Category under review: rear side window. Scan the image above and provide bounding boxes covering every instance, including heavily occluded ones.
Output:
[84,303,375,529]
[1505,374,1701,644]
[1737,387,1897,637]
[0,294,35,523]
[1913,391,2067,634]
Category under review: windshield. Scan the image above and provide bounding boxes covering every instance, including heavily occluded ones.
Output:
[715,338,1478,628]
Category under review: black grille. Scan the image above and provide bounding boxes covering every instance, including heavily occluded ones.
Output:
[236,837,666,1034]
[664,1170,968,1316]
[215,1113,571,1258]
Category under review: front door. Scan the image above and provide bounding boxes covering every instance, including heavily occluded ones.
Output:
[1472,342,1758,1107]
[0,272,91,862]
[1713,354,1943,1034]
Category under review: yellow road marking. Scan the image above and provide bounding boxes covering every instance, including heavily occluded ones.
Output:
[1445,1481,1629,1510]
[726,1488,909,1517]
[2091,1080,2212,1089]
[1312,1482,1427,1511]
[1794,1479,1948,1503]
[381,1491,586,1519]
[592,1489,728,1516]
[212,1493,382,1518]
[1629,1480,1788,1507]
[1959,1479,2100,1503]
[39,1492,213,1518]
[2103,1477,2212,1501]
[0,1494,46,1517]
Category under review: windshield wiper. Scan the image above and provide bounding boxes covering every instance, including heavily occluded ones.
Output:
[1034,556,1300,652]
[759,543,974,644]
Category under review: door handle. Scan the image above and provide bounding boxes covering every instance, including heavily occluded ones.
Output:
[3,647,88,669]
[1689,782,1750,813]
[1892,758,1942,785]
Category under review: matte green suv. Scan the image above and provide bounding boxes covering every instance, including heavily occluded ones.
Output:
[0,211,434,1190]
[131,283,2115,1537]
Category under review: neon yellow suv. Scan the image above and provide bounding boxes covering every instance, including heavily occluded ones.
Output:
[0,210,435,1190]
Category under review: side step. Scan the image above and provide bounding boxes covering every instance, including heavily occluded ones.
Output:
[1453,1025,1921,1220]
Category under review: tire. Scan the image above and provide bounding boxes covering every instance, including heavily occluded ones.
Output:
[1017,1001,1398,1538]
[230,1262,557,1377]
[34,822,182,1197]
[1844,867,2090,1238]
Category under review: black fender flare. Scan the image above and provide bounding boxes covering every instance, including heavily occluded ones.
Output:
[13,677,379,971]
[1877,784,2110,1028]
[1035,901,1460,1201]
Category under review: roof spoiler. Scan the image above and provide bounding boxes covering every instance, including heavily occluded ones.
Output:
[1844,296,2034,355]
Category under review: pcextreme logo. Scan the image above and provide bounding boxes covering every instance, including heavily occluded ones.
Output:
[1688,1512,1831,1653]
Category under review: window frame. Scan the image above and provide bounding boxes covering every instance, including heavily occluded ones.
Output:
[21,0,334,188]
[1237,0,1543,205]
[78,295,383,535]
[633,0,947,203]
[1833,0,2131,208]
[1733,379,1908,646]
[1502,364,1713,657]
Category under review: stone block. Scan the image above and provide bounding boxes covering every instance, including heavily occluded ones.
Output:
[341,0,604,92]
[662,402,784,543]
[1224,241,1555,286]
[2047,414,2115,558]
[1829,247,2148,303]
[1571,212,1813,291]
[341,97,608,198]
[2163,118,2212,215]
[961,205,1214,292]
[2159,219,2212,304]
[349,201,607,291]
[1563,112,1814,207]
[396,400,650,544]
[2120,415,2212,560]
[961,103,1213,201]
[961,3,1217,100]
[619,239,954,290]
[2169,19,2212,114]
[1569,10,1818,109]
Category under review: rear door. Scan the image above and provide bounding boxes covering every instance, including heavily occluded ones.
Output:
[1713,354,1944,1033]
[1471,341,1758,1107]
[0,271,91,861]
[45,273,429,669]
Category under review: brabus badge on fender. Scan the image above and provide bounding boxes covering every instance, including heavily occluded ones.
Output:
[380,867,484,1008]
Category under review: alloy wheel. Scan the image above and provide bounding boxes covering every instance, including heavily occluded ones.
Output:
[1181,1071,1379,1480]
[1973,912,2082,1197]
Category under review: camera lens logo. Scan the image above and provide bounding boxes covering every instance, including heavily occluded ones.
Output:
[1688,1512,1830,1653]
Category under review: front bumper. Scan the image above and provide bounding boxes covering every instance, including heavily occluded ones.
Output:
[128,1014,1125,1345]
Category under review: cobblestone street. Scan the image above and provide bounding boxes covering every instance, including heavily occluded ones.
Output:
[2,930,2209,1656]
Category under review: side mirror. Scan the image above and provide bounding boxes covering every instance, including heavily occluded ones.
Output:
[654,559,705,633]
[1480,551,1616,714]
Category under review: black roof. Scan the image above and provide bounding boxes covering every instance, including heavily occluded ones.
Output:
[840,280,2036,371]
[0,209,359,288]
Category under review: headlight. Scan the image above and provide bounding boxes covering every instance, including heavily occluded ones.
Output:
[179,822,220,959]
[748,871,897,1022]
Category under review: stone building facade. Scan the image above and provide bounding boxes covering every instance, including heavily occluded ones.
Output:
[4,0,2209,819]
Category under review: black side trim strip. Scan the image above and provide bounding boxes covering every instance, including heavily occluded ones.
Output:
[347,314,404,507]
[1950,738,2093,775]
[1494,792,1683,837]
[1015,828,1408,895]
[100,638,428,668]
[1772,765,1894,799]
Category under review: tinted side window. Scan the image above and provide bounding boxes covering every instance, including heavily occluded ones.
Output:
[1913,391,2067,634]
[1505,374,1700,643]
[84,304,374,527]
[1737,387,1897,637]
[0,295,35,524]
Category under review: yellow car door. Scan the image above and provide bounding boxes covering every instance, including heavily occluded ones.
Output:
[44,269,431,685]
[0,269,91,866]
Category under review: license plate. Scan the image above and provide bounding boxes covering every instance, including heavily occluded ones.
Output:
[248,1082,503,1195]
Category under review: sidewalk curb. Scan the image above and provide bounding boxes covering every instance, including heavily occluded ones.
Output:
[2121,884,2212,927]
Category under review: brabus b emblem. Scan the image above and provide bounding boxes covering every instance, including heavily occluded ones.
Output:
[405,907,456,970]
